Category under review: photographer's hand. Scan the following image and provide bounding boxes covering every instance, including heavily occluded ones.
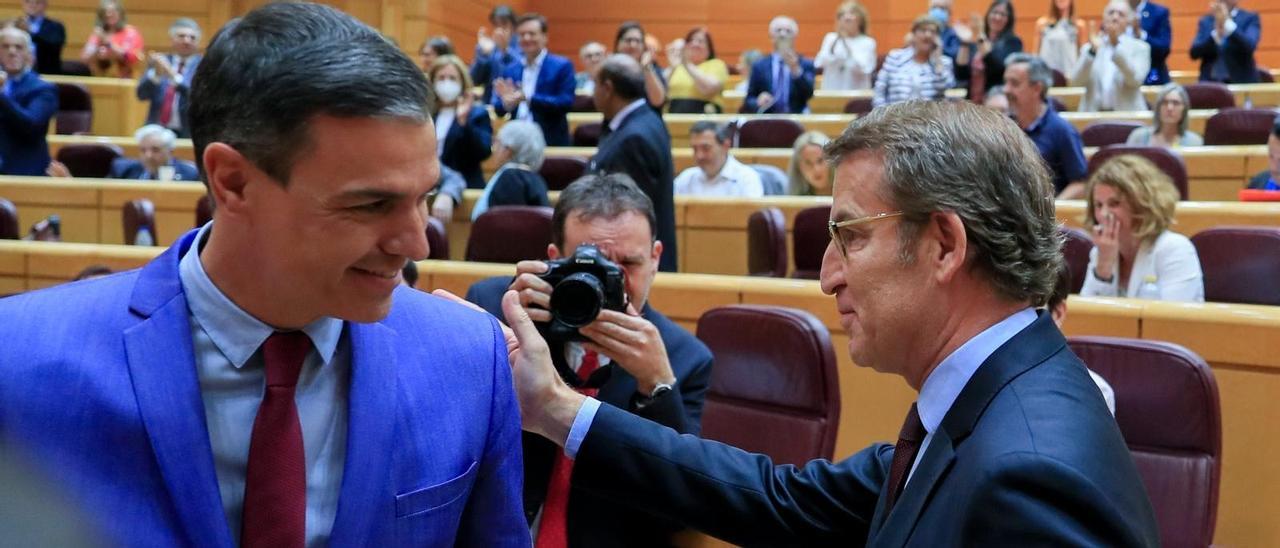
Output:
[579,305,676,396]
[509,260,554,323]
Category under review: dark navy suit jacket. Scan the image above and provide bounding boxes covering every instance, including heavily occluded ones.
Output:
[108,157,200,181]
[0,70,57,175]
[1190,8,1260,83]
[744,55,816,114]
[570,312,1161,546]
[491,52,575,146]
[1138,1,1172,85]
[440,106,493,189]
[590,105,678,271]
[465,275,713,548]
[136,54,202,138]
[29,17,66,75]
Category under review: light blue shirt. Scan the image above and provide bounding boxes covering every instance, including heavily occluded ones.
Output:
[178,222,350,547]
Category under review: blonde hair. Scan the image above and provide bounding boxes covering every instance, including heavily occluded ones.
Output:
[1084,155,1179,243]
[837,2,870,34]
[428,54,473,112]
[787,131,832,195]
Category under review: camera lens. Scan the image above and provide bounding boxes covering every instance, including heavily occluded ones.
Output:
[550,272,605,327]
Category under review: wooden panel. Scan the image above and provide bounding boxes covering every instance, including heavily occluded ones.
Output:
[1057,200,1280,236]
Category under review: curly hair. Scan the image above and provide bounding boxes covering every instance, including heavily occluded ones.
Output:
[1083,155,1178,244]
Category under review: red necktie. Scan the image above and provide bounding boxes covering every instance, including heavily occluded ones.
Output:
[158,59,184,127]
[884,403,925,511]
[534,350,601,548]
[241,331,310,548]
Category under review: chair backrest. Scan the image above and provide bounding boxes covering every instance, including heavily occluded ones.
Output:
[25,216,60,242]
[1087,146,1188,200]
[1060,226,1094,294]
[60,60,91,76]
[1051,68,1067,88]
[1081,121,1143,148]
[55,83,93,135]
[1067,336,1221,548]
[1258,68,1275,83]
[55,143,123,178]
[1183,82,1236,109]
[425,216,449,260]
[122,199,157,246]
[747,207,787,277]
[194,194,214,228]
[791,205,830,280]
[0,198,18,240]
[572,122,602,147]
[737,119,805,149]
[696,305,841,464]
[465,205,554,264]
[843,97,873,115]
[1203,108,1278,146]
[537,156,589,191]
[750,164,787,196]
[570,94,596,113]
[1190,226,1280,305]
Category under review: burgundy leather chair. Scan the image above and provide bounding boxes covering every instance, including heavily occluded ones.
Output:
[1060,226,1094,294]
[1081,121,1143,147]
[1258,68,1275,83]
[538,157,589,191]
[737,119,805,149]
[425,216,449,260]
[55,82,93,135]
[791,205,830,280]
[0,198,18,239]
[747,207,787,277]
[1203,108,1278,146]
[60,60,91,76]
[55,143,123,178]
[1183,82,1235,109]
[843,97,873,115]
[1067,337,1221,548]
[1051,68,1067,88]
[570,94,596,113]
[465,205,554,264]
[696,305,841,464]
[1087,146,1188,200]
[572,122,602,147]
[122,199,157,246]
[1190,226,1280,305]
[195,194,214,228]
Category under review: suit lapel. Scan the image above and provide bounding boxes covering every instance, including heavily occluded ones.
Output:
[867,432,957,547]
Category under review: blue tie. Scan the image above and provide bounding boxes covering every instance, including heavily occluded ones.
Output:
[772,58,790,113]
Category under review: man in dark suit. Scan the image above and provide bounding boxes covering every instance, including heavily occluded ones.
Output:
[590,54,678,272]
[464,173,713,547]
[501,100,1160,546]
[0,26,57,176]
[20,0,64,75]
[744,16,816,114]
[136,18,202,138]
[1130,0,1172,85]
[1190,0,1260,83]
[491,13,575,146]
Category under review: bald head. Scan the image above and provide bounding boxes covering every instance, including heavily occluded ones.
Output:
[596,53,646,101]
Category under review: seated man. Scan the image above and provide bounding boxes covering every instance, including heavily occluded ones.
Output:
[674,120,764,197]
[1246,116,1279,190]
[465,173,713,547]
[1005,53,1088,198]
[47,124,199,181]
[575,41,605,93]
[0,26,57,176]
[136,18,202,138]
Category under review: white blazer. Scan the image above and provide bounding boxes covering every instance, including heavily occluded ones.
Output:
[1080,230,1205,302]
[1069,35,1151,112]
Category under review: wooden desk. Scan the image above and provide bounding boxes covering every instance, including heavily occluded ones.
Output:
[48,134,198,163]
[0,177,205,246]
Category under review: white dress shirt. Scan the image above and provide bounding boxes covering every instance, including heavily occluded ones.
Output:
[517,49,547,121]
[673,154,764,197]
[434,107,455,157]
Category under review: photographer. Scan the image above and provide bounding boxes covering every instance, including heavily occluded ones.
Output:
[464,173,712,547]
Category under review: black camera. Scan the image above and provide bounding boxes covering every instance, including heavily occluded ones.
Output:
[537,244,627,341]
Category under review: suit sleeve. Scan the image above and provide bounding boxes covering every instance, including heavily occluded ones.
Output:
[0,84,57,138]
[529,60,576,115]
[743,63,763,113]
[1225,13,1260,54]
[136,72,160,101]
[790,59,816,112]
[1146,9,1172,58]
[1189,17,1215,60]
[490,64,515,117]
[452,109,494,168]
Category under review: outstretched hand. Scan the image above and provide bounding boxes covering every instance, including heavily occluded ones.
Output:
[501,290,584,444]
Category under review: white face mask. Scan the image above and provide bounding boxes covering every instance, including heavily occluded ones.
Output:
[434,79,462,104]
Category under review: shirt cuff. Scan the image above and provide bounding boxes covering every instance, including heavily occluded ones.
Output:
[564,397,601,459]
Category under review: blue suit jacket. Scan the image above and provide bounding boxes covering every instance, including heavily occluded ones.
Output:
[109,157,200,181]
[30,17,66,75]
[0,230,530,546]
[0,71,57,176]
[440,107,493,189]
[1138,2,1172,84]
[136,54,202,138]
[491,53,575,146]
[570,312,1160,546]
[590,105,678,272]
[1190,8,1260,83]
[743,55,816,114]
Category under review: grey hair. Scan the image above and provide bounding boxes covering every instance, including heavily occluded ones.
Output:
[134,124,177,150]
[0,26,35,54]
[1152,83,1191,136]
[1004,52,1053,99]
[497,120,546,171]
[824,100,1063,306]
[169,17,201,38]
[788,130,831,195]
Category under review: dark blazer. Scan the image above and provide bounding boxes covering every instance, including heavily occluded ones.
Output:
[136,54,201,138]
[590,105,678,271]
[466,275,713,548]
[0,70,57,176]
[491,52,576,146]
[484,167,550,210]
[440,106,493,189]
[29,17,66,75]
[1190,8,1260,83]
[1138,1,1173,84]
[744,54,816,114]
[570,312,1161,547]
[108,157,200,182]
[981,33,1023,92]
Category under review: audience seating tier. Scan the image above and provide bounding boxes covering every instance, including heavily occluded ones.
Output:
[1190,226,1280,306]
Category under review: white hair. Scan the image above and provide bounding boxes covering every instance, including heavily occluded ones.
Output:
[496,120,546,171]
[169,17,202,39]
[134,124,178,150]
[0,26,35,54]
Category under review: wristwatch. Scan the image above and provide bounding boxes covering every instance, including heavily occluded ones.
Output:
[634,382,674,410]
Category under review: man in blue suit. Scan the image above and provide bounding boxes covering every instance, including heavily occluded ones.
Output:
[136,18,202,138]
[0,4,528,546]
[0,26,56,176]
[1130,0,1172,85]
[491,13,575,146]
[21,0,65,75]
[502,101,1161,546]
[1190,0,1260,83]
[744,16,816,114]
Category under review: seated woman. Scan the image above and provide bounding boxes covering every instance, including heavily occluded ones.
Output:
[80,0,144,78]
[872,15,954,108]
[612,21,667,110]
[428,54,492,190]
[1127,84,1204,148]
[787,131,833,195]
[815,1,877,91]
[1068,0,1149,112]
[1080,155,1204,302]
[665,27,729,114]
[472,121,550,220]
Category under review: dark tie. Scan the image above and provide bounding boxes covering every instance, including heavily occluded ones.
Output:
[884,403,926,511]
[241,331,310,548]
[158,58,185,127]
[534,350,602,548]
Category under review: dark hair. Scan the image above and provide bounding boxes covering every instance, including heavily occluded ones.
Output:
[516,13,548,34]
[73,264,113,281]
[684,26,716,60]
[401,261,419,288]
[489,5,517,27]
[189,2,430,185]
[1272,115,1280,138]
[424,35,454,56]
[596,54,646,100]
[985,0,1016,38]
[553,173,657,248]
[614,21,645,51]
[1048,0,1074,22]
[689,120,733,143]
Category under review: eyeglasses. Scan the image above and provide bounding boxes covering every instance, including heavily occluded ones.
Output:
[828,211,904,257]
